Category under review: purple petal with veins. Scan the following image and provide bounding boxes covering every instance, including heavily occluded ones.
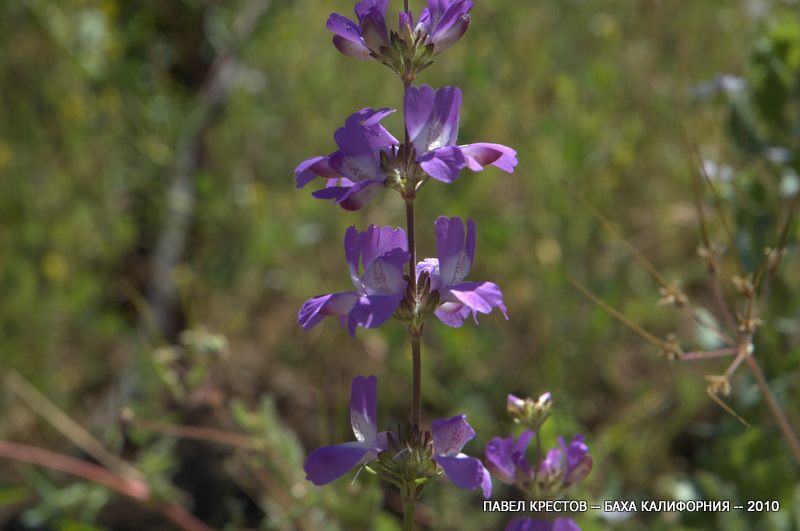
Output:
[431,414,492,498]
[432,414,475,455]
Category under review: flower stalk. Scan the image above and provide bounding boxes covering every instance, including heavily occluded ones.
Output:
[411,332,422,430]
[298,1,509,524]
[402,492,417,531]
[745,349,800,465]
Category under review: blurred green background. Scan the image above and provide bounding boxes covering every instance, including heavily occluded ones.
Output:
[1,0,799,529]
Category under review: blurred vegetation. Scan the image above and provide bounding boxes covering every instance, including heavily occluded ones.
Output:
[1,0,799,530]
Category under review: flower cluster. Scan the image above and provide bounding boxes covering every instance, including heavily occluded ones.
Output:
[304,376,491,498]
[298,216,507,335]
[295,85,516,210]
[484,393,593,530]
[327,0,474,77]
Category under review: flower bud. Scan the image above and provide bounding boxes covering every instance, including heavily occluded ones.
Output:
[430,14,470,54]
[361,11,389,54]
[507,392,552,431]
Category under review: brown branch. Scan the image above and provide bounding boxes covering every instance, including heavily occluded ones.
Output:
[694,144,746,275]
[566,274,673,353]
[124,411,264,450]
[5,370,142,481]
[0,441,213,531]
[681,347,737,361]
[744,355,800,466]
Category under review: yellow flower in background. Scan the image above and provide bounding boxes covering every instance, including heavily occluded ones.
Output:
[42,252,69,283]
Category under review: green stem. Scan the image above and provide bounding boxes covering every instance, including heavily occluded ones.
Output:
[536,431,542,466]
[411,333,422,430]
[406,199,417,293]
[402,494,417,531]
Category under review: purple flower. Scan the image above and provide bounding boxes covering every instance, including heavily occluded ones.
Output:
[295,108,397,210]
[485,430,592,494]
[485,430,534,485]
[328,1,473,61]
[431,415,492,498]
[327,0,390,60]
[405,84,517,183]
[417,216,508,327]
[537,435,592,488]
[298,225,408,336]
[506,518,581,531]
[304,376,391,485]
[415,0,474,54]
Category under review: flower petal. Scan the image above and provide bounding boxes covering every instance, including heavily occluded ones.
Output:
[415,7,433,33]
[311,181,353,201]
[459,142,518,173]
[376,430,392,451]
[435,216,474,285]
[346,107,397,137]
[298,292,359,330]
[359,7,389,52]
[415,257,442,291]
[354,0,388,20]
[418,146,467,183]
[332,35,373,59]
[304,442,372,485]
[405,85,461,153]
[330,140,381,184]
[327,13,364,44]
[336,178,384,210]
[329,108,395,185]
[398,10,414,31]
[447,281,508,322]
[538,447,563,479]
[404,84,435,151]
[429,1,472,53]
[560,434,592,486]
[360,225,408,272]
[431,414,475,455]
[350,375,378,445]
[485,430,533,485]
[505,517,580,531]
[362,248,409,295]
[345,294,404,336]
[425,0,449,23]
[485,436,516,484]
[433,301,471,327]
[505,518,557,531]
[552,519,581,531]
[435,454,492,498]
[344,226,363,286]
[295,155,339,188]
